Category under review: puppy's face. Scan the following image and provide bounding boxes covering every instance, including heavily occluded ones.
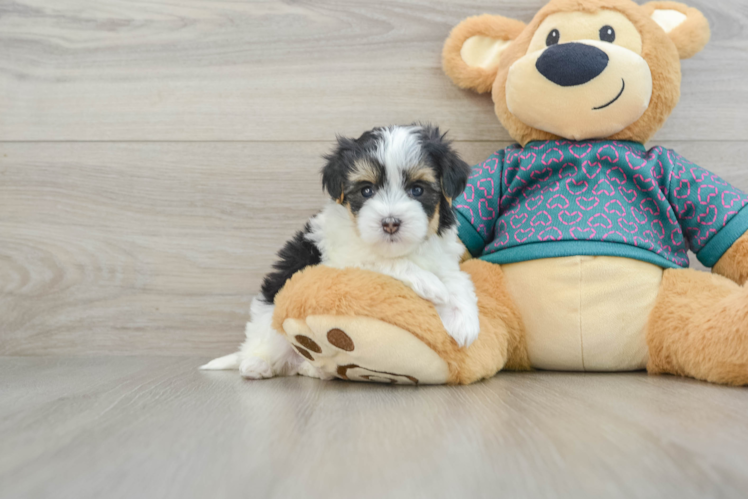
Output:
[322,125,470,258]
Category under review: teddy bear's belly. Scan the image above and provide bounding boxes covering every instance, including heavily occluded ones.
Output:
[502,256,664,372]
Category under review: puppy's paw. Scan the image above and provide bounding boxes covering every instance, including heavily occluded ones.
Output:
[409,274,450,305]
[239,356,274,379]
[437,303,480,348]
[298,361,335,381]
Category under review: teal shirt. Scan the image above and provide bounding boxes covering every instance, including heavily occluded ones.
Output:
[455,140,748,269]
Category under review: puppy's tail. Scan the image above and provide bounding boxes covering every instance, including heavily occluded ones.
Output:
[199,352,241,370]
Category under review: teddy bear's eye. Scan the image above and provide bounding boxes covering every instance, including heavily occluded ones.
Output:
[600,25,616,43]
[546,29,560,46]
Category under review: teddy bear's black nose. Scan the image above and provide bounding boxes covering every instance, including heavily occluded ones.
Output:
[536,43,609,87]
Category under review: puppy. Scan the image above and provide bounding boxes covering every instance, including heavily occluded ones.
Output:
[201,125,480,379]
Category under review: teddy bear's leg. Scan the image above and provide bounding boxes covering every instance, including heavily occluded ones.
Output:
[646,268,748,385]
[272,260,529,385]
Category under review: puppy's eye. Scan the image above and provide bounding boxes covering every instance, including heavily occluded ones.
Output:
[408,185,424,197]
[600,25,615,43]
[546,29,560,46]
[361,186,375,198]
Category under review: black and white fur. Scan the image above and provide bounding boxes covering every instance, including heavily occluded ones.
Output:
[201,125,480,379]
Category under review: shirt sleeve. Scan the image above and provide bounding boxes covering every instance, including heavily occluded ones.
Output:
[664,148,748,267]
[454,150,504,257]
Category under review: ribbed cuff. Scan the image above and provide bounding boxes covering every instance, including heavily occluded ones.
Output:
[697,206,748,268]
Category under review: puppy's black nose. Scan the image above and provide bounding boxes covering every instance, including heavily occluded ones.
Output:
[536,43,609,87]
[382,217,401,235]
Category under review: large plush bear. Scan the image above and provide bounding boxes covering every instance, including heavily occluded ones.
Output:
[272,0,748,385]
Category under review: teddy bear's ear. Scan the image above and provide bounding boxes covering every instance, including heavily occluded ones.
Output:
[643,1,710,59]
[443,14,526,94]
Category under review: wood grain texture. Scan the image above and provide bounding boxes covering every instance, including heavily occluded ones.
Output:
[2,141,746,355]
[0,0,747,142]
[1,356,748,498]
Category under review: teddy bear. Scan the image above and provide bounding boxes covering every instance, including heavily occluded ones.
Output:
[270,0,748,386]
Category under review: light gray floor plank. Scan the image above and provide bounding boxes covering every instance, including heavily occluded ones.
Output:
[1,357,748,498]
[2,141,746,356]
[1,0,746,141]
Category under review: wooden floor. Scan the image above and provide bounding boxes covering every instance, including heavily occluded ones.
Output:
[1,0,748,497]
[1,357,748,498]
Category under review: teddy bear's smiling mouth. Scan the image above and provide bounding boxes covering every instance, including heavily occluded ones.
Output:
[593,78,626,110]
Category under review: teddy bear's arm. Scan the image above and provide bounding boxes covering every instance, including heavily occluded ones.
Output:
[713,231,748,285]
[660,149,748,270]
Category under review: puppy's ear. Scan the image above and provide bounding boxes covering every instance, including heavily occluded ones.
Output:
[321,136,357,202]
[443,14,526,94]
[419,126,471,200]
[642,2,710,59]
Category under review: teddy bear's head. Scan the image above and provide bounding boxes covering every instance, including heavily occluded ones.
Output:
[443,0,710,146]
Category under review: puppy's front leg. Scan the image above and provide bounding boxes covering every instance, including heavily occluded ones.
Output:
[363,260,450,305]
[361,261,480,347]
[297,361,335,380]
[434,268,481,348]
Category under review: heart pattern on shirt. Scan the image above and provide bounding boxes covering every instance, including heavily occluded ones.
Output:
[463,142,748,268]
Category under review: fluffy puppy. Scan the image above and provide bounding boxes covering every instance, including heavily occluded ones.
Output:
[201,125,480,379]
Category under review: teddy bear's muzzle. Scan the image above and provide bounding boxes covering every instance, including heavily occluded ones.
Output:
[505,40,653,141]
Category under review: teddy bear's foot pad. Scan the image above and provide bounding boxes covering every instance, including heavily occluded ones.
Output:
[282,315,450,385]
